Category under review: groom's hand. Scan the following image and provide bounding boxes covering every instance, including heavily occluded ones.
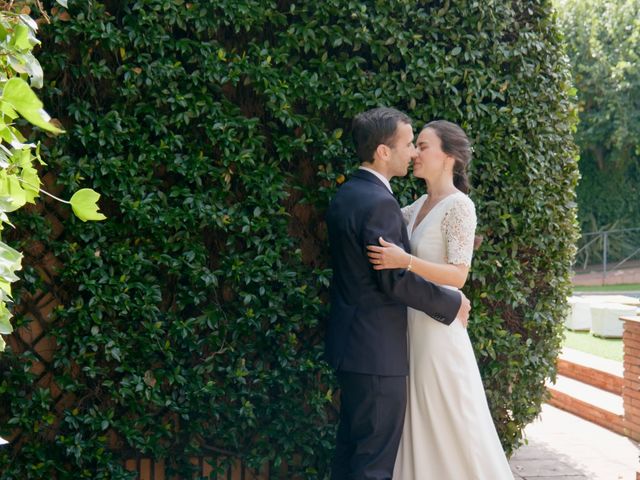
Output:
[457,292,471,328]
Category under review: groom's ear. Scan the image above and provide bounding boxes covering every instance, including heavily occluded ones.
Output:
[373,143,391,164]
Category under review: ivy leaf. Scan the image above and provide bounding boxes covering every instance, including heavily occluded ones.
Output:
[19,154,41,203]
[0,303,13,336]
[1,78,64,133]
[70,188,107,221]
[8,52,44,89]
[0,172,27,212]
[56,0,68,7]
[11,24,31,50]
[0,241,22,296]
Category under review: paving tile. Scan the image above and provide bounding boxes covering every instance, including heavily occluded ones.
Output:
[523,477,589,479]
[509,404,638,480]
[509,458,588,477]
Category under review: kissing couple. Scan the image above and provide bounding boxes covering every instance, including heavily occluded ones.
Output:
[325,107,513,479]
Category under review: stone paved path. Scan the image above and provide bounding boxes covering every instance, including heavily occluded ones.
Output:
[509,404,638,479]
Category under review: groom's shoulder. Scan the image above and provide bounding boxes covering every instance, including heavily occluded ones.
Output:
[329,178,397,216]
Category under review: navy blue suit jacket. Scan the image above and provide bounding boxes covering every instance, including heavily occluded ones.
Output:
[325,169,462,376]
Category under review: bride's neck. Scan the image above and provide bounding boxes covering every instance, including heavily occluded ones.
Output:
[425,177,457,199]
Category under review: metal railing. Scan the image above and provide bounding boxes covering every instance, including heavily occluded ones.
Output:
[574,227,640,281]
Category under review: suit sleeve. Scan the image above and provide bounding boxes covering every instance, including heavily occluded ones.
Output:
[361,197,462,325]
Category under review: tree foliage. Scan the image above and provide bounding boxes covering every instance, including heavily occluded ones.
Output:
[555,0,640,230]
[0,1,578,478]
[0,3,103,353]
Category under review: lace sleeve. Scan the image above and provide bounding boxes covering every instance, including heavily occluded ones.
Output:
[441,196,477,266]
[401,195,425,226]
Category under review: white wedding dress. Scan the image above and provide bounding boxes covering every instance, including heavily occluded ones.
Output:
[393,192,513,480]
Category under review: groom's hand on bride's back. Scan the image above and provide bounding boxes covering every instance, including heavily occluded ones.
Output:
[457,292,471,328]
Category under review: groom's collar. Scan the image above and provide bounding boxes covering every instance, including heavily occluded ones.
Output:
[358,167,392,193]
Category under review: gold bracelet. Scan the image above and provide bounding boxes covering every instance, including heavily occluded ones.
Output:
[406,254,413,272]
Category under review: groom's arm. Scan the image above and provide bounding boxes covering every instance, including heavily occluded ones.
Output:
[361,197,462,325]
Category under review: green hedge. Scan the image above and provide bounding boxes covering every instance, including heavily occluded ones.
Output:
[0,1,578,478]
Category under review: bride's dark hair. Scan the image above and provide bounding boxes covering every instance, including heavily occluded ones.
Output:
[423,120,483,249]
[422,120,472,194]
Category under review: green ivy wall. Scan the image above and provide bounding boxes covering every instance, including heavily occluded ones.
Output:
[0,1,578,478]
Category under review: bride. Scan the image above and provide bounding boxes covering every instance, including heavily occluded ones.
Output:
[366,120,513,479]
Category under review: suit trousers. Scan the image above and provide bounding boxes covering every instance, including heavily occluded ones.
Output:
[330,371,407,480]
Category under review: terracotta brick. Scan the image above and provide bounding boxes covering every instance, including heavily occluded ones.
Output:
[548,388,624,435]
[19,289,44,304]
[623,329,640,340]
[624,345,640,359]
[30,359,45,376]
[624,363,640,375]
[624,385,640,397]
[623,370,640,383]
[36,294,60,323]
[139,458,151,480]
[54,392,76,414]
[154,458,165,480]
[34,266,54,284]
[44,213,65,240]
[5,334,23,354]
[624,339,640,350]
[625,323,640,335]
[557,359,623,394]
[626,397,640,410]
[24,240,45,259]
[33,335,57,363]
[231,458,243,480]
[626,426,640,442]
[17,314,43,345]
[623,400,640,415]
[202,457,214,477]
[623,416,640,431]
[41,172,64,196]
[123,458,137,472]
[41,252,63,278]
[625,327,640,336]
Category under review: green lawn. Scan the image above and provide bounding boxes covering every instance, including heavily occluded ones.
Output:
[563,328,623,362]
[573,283,640,293]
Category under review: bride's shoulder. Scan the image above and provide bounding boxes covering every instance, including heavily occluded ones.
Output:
[451,191,475,210]
[446,192,476,216]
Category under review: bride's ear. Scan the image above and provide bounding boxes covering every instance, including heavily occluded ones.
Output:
[445,154,456,170]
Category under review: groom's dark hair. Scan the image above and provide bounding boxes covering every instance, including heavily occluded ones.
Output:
[352,107,412,163]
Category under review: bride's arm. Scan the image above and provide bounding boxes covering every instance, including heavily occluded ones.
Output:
[366,237,470,289]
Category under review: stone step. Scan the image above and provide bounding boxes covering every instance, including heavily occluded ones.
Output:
[547,375,624,436]
[558,347,623,395]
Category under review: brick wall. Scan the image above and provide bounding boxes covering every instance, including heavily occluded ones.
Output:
[622,316,640,441]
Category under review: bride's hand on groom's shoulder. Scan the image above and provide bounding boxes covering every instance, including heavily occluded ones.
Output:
[366,237,410,270]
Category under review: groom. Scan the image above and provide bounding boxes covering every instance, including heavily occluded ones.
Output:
[325,107,471,479]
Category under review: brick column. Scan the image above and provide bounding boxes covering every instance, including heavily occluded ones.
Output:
[622,315,640,441]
